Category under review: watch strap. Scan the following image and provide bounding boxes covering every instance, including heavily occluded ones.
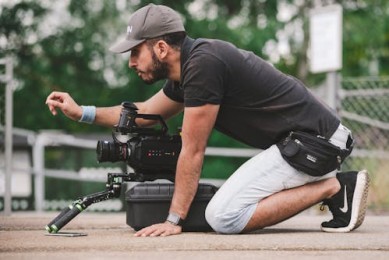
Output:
[166,212,184,226]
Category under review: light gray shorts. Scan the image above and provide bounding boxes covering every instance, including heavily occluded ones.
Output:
[205,123,351,234]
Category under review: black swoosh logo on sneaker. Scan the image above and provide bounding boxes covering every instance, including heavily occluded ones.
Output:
[339,186,348,213]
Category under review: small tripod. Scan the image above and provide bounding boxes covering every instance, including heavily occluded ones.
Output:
[45,173,136,233]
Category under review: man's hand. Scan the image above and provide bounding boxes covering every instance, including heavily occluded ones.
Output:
[134,221,182,237]
[45,91,82,121]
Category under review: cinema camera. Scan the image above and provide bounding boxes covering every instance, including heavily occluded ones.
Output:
[45,102,182,233]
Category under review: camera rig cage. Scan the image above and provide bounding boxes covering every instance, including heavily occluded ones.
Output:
[45,102,182,233]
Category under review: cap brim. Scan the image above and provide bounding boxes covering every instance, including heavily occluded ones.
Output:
[109,38,145,53]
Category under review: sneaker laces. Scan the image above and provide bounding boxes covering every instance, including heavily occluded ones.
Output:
[320,197,344,221]
[320,200,330,212]
[320,198,339,214]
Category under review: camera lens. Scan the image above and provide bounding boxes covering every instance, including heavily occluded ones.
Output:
[96,140,128,162]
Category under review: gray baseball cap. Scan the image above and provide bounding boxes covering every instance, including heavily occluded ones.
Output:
[109,4,185,53]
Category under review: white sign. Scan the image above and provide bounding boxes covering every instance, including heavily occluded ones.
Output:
[309,4,343,73]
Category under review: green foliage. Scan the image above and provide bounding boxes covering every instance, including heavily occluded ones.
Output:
[342,0,389,77]
[3,0,388,133]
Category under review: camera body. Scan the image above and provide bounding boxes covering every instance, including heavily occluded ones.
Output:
[96,102,181,181]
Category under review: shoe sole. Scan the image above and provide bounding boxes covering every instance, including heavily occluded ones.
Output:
[321,170,370,233]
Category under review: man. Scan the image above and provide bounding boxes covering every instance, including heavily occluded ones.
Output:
[46,4,369,237]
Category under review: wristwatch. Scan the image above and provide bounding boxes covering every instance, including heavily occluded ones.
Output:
[166,212,184,226]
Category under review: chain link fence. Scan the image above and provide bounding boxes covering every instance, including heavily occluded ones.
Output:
[340,76,389,212]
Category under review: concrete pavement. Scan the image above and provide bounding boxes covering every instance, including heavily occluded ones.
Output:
[1,212,389,259]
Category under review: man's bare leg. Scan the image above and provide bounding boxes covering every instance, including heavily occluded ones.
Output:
[243,177,340,232]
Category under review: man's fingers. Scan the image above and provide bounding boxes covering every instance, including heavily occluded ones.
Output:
[46,91,63,104]
[160,229,173,237]
[46,99,63,116]
[134,223,182,237]
[149,229,164,237]
[133,228,145,237]
[149,226,173,237]
[49,106,57,116]
[46,92,61,116]
[134,226,156,237]
[46,101,57,115]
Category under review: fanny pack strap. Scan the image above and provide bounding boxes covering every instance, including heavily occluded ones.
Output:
[340,134,354,161]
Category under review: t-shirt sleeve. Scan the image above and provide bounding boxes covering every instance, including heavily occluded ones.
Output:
[182,52,226,107]
[163,80,184,103]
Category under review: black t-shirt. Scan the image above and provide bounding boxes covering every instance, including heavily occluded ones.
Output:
[163,37,340,149]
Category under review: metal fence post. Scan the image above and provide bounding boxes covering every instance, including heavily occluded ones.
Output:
[326,71,339,110]
[32,133,46,212]
[0,57,13,216]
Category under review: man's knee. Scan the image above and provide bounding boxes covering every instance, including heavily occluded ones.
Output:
[205,200,251,234]
[205,203,235,234]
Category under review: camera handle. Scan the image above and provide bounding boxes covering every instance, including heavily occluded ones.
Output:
[117,101,169,136]
[45,173,133,233]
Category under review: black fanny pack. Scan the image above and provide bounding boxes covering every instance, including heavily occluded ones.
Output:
[276,131,353,177]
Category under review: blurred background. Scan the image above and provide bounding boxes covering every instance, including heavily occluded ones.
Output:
[1,0,388,214]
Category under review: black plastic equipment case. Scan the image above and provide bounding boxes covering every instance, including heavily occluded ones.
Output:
[125,183,217,232]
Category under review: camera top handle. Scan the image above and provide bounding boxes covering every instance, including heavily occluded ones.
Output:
[116,101,169,136]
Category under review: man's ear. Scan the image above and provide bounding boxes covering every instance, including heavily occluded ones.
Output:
[154,40,169,60]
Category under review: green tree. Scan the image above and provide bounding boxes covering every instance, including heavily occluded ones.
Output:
[2,0,388,132]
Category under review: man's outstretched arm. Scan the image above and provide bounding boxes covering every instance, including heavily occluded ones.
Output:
[45,89,183,127]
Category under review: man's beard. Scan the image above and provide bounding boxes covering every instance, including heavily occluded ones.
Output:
[142,50,170,84]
